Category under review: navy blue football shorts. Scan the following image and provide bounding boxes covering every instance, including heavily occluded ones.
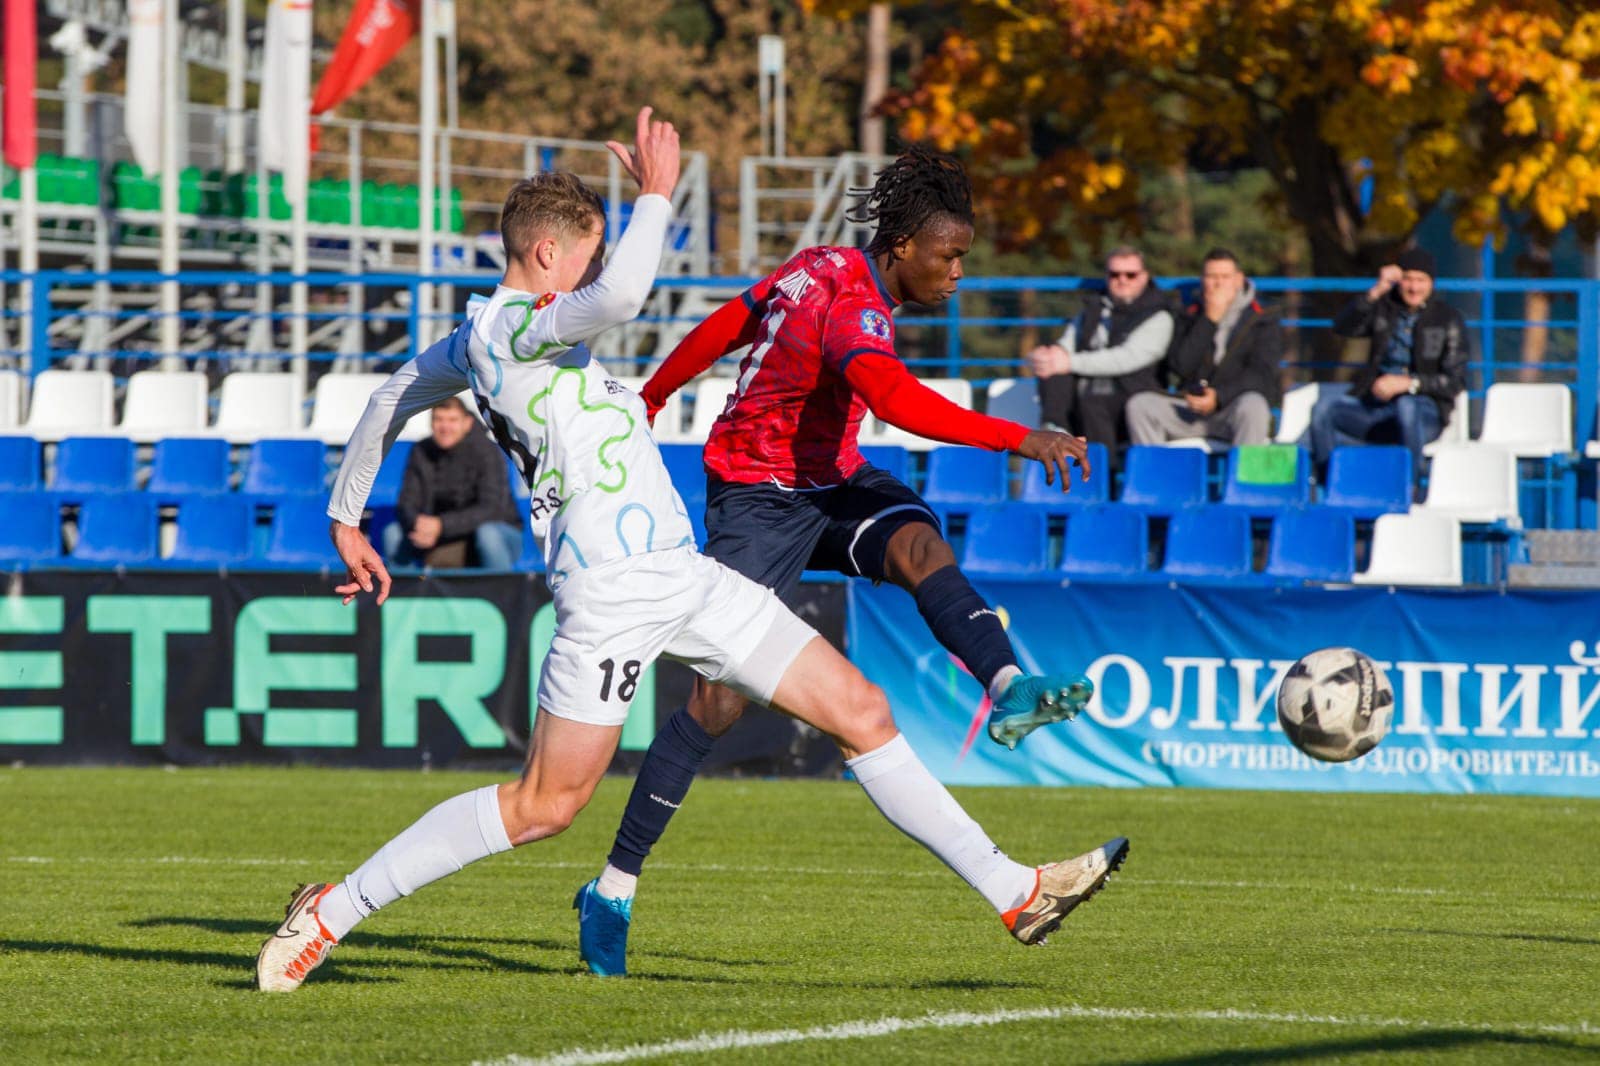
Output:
[700,464,941,606]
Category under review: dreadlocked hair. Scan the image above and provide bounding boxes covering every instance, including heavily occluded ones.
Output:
[847,146,974,257]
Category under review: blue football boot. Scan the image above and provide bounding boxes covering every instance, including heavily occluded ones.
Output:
[573,878,632,977]
[987,674,1094,750]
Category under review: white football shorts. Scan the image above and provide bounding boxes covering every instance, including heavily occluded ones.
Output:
[536,545,818,727]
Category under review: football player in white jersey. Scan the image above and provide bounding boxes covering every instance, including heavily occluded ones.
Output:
[256,107,1126,992]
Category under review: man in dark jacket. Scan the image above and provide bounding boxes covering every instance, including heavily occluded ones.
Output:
[1126,248,1281,445]
[383,397,523,568]
[1309,248,1467,476]
[1028,245,1174,452]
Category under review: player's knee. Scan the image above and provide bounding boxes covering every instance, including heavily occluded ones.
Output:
[688,682,747,737]
[887,521,955,587]
[844,673,896,742]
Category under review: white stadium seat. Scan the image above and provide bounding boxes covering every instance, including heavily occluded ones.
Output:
[0,370,23,430]
[1353,511,1463,587]
[213,372,306,442]
[984,377,1040,427]
[687,377,739,442]
[309,373,391,445]
[1415,443,1520,526]
[869,378,974,449]
[24,369,115,440]
[1274,382,1319,444]
[120,370,210,441]
[1422,389,1471,456]
[1477,382,1573,457]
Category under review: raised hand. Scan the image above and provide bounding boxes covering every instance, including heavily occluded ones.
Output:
[1014,429,1092,489]
[605,106,681,200]
[330,520,392,606]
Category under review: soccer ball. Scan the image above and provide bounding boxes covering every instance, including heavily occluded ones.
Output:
[1276,647,1394,763]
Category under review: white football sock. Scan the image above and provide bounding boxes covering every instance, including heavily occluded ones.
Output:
[596,863,639,901]
[846,734,1035,913]
[988,665,1023,704]
[317,784,513,941]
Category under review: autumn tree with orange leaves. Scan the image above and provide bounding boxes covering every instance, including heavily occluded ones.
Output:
[813,0,1600,276]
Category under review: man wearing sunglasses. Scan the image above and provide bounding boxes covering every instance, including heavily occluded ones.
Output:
[1028,247,1175,459]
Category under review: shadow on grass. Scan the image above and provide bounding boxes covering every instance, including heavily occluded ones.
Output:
[1126,1029,1597,1065]
[1378,926,1600,948]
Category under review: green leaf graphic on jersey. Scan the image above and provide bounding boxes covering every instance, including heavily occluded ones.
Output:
[527,368,636,494]
[504,297,566,363]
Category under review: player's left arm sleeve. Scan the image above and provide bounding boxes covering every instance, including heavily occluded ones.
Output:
[520,194,673,356]
[1067,313,1174,376]
[328,335,469,526]
[845,353,1029,451]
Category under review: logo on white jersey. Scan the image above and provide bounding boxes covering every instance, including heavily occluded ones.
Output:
[860,308,892,339]
[775,269,814,303]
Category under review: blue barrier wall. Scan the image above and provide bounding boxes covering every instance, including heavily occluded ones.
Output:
[850,580,1600,797]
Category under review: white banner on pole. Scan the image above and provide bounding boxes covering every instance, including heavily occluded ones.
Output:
[125,0,163,173]
[260,0,313,206]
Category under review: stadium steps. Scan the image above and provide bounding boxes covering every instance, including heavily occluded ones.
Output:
[1508,530,1600,587]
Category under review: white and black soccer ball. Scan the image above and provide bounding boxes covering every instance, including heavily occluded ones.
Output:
[1276,647,1394,763]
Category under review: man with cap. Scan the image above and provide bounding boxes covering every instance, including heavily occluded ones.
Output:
[1308,248,1469,481]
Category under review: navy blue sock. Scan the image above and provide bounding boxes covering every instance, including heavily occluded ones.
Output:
[607,707,716,875]
[913,564,1017,691]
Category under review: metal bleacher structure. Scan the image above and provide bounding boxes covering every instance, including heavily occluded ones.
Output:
[2,97,1598,585]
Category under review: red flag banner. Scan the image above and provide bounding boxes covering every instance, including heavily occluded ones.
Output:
[310,0,419,116]
[3,0,38,169]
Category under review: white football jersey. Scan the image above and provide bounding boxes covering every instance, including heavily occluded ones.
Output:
[329,194,694,587]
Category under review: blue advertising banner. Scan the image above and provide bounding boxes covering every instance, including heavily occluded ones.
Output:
[849,581,1600,797]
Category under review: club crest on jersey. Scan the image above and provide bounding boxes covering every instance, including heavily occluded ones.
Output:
[534,292,556,310]
[860,309,891,339]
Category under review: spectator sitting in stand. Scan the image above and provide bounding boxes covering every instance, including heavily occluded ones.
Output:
[1125,248,1281,447]
[383,397,523,569]
[1028,246,1174,455]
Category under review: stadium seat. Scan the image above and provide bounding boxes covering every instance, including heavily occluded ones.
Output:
[1273,382,1319,444]
[1060,506,1148,578]
[119,370,209,441]
[658,443,707,504]
[868,379,975,449]
[0,370,23,429]
[1018,441,1110,510]
[1161,507,1253,580]
[1415,443,1519,526]
[923,447,1009,509]
[516,520,545,572]
[858,444,911,484]
[984,378,1039,427]
[52,436,137,496]
[687,378,738,441]
[241,439,329,498]
[213,372,306,441]
[148,437,232,498]
[169,496,254,566]
[1221,444,1310,515]
[1422,389,1472,456]
[1119,445,1208,513]
[614,375,687,444]
[1266,509,1355,583]
[1321,445,1411,518]
[0,435,42,491]
[23,369,115,440]
[1477,382,1573,457]
[308,373,390,445]
[72,494,159,565]
[0,492,62,562]
[261,498,342,568]
[1353,511,1462,587]
[960,505,1049,576]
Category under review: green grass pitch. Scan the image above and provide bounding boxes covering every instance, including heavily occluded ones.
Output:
[1,767,1596,1064]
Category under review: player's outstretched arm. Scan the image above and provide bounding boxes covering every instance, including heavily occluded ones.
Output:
[640,295,763,420]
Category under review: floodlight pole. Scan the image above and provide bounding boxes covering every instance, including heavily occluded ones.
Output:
[417,0,438,348]
[225,0,245,172]
[158,0,181,363]
[758,35,786,159]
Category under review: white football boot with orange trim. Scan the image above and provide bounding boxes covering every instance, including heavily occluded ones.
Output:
[256,883,339,992]
[1002,837,1129,946]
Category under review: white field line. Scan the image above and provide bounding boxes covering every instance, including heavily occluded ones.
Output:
[475,1004,1600,1066]
[5,854,1599,904]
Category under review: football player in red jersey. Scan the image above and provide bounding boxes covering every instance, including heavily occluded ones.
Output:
[575,148,1110,976]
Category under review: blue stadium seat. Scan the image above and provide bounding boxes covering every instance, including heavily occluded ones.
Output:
[1322,445,1412,518]
[369,441,414,507]
[169,496,254,565]
[53,436,136,496]
[261,498,341,568]
[923,448,1009,507]
[1221,445,1311,515]
[1119,446,1207,513]
[1162,507,1254,580]
[72,494,158,564]
[1266,509,1355,583]
[0,492,61,562]
[0,436,43,492]
[516,521,545,572]
[1060,506,1148,578]
[960,505,1049,576]
[1019,441,1110,510]
[241,438,328,498]
[859,444,911,485]
[148,437,232,498]
[658,443,706,504]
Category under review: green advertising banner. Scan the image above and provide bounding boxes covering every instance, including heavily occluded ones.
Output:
[0,570,845,772]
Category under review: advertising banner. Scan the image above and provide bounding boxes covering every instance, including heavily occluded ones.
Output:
[0,571,844,773]
[850,580,1600,797]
